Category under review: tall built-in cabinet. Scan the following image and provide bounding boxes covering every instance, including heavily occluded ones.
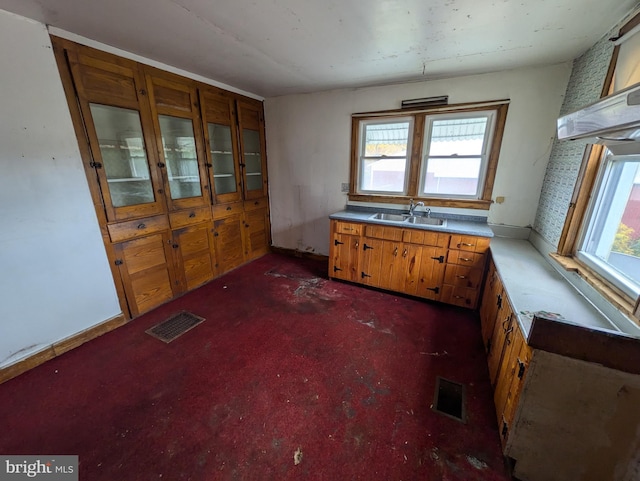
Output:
[52,37,270,318]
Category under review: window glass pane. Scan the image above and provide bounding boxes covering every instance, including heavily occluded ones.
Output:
[89,104,155,207]
[243,129,263,191]
[581,159,640,292]
[364,122,409,157]
[208,123,237,195]
[158,115,202,200]
[361,157,407,192]
[423,157,481,196]
[429,117,487,156]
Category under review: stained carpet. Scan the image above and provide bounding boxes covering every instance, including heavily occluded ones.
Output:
[0,253,511,480]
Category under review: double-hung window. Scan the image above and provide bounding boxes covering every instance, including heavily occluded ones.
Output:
[359,118,413,194]
[421,112,496,198]
[351,102,508,208]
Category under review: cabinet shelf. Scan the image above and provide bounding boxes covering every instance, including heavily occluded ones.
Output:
[246,172,262,176]
[107,177,151,183]
[213,174,234,178]
[211,150,233,154]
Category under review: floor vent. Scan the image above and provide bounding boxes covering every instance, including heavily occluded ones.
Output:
[146,311,205,343]
[432,377,466,423]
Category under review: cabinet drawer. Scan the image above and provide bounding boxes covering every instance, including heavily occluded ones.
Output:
[169,207,212,229]
[363,224,402,240]
[212,201,243,219]
[441,284,479,309]
[449,235,490,253]
[243,197,269,212]
[334,221,362,236]
[107,214,169,243]
[444,265,483,289]
[402,230,450,247]
[447,250,486,268]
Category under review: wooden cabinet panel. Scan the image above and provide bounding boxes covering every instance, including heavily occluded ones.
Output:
[479,263,504,354]
[401,243,423,295]
[415,246,447,300]
[334,221,362,236]
[447,249,486,268]
[444,264,483,289]
[107,214,169,243]
[171,223,215,292]
[212,201,244,219]
[330,233,360,282]
[449,235,491,253]
[440,285,479,309]
[244,206,270,260]
[359,238,384,287]
[364,224,403,241]
[237,100,268,200]
[169,207,212,229]
[244,197,269,211]
[114,232,176,317]
[403,230,449,247]
[212,213,245,275]
[486,300,514,386]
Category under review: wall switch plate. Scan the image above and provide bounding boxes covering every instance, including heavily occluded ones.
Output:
[341,183,350,193]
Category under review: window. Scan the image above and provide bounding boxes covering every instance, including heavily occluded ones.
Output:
[350,102,508,209]
[575,151,640,298]
[359,118,413,193]
[421,112,495,198]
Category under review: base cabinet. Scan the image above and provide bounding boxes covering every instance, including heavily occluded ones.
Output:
[328,219,488,307]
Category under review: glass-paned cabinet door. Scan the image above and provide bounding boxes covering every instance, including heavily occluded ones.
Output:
[89,104,158,211]
[158,115,203,201]
[208,123,238,196]
[242,129,264,194]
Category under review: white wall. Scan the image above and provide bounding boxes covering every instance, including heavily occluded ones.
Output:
[0,10,121,368]
[265,63,572,255]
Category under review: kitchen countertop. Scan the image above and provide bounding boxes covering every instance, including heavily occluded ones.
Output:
[490,237,640,374]
[329,209,494,238]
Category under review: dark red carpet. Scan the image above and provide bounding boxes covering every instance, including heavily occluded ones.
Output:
[0,253,510,480]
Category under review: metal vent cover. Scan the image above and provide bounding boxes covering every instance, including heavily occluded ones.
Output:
[146,311,205,343]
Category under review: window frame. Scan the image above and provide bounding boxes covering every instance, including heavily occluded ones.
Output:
[419,110,497,199]
[349,101,509,209]
[357,116,414,195]
[554,11,640,322]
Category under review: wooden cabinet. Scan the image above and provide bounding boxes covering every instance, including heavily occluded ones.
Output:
[53,37,271,319]
[479,255,532,451]
[441,235,489,308]
[328,219,488,308]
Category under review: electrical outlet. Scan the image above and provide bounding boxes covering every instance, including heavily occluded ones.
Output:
[341,183,350,193]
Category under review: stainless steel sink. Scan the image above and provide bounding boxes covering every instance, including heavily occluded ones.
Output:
[405,216,446,226]
[369,212,408,222]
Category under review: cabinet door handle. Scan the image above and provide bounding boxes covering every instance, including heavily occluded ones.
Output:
[426,286,440,294]
[344,227,354,231]
[456,275,467,279]
[402,248,408,257]
[361,272,372,279]
[460,257,472,262]
[137,223,146,229]
[157,162,165,168]
[517,358,526,379]
[501,420,508,438]
[363,244,374,251]
[334,239,344,246]
[354,241,359,248]
[333,266,342,272]
[458,242,474,247]
[496,294,502,309]
[226,206,232,211]
[188,212,196,218]
[454,295,464,299]
[393,247,398,256]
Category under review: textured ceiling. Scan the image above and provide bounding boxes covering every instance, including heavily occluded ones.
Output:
[0,0,637,97]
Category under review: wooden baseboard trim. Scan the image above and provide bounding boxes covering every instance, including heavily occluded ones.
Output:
[269,246,329,262]
[0,313,126,385]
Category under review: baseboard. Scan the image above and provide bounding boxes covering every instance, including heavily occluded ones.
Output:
[269,246,329,262]
[0,314,126,385]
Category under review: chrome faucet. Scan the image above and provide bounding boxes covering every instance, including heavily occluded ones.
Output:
[408,199,425,216]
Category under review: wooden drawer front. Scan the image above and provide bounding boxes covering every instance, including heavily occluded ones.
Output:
[169,207,212,229]
[364,224,402,241]
[441,285,479,309]
[402,230,450,247]
[449,235,490,253]
[244,197,269,211]
[444,265,483,289]
[108,215,169,243]
[334,221,362,236]
[212,201,244,219]
[447,250,485,268]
